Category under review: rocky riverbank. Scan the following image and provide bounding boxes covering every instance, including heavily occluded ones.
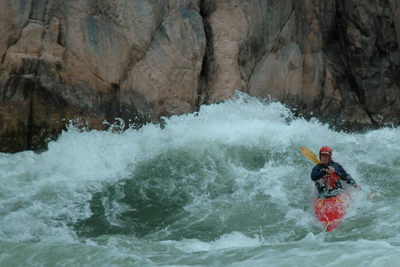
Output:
[1,0,399,153]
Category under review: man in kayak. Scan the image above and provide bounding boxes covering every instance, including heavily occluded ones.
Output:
[311,146,361,198]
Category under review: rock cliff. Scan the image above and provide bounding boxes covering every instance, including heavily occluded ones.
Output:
[1,0,399,152]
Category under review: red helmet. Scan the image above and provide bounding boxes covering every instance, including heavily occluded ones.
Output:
[319,146,332,157]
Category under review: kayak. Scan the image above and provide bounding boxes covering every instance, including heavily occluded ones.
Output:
[313,191,351,232]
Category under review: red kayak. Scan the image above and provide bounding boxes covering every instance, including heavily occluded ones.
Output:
[313,191,351,232]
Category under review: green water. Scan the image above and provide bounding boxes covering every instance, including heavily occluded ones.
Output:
[1,94,400,266]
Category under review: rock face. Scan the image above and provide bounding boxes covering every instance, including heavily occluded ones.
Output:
[1,0,399,152]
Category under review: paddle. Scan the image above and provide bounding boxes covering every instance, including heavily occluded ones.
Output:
[301,146,380,200]
[301,146,322,165]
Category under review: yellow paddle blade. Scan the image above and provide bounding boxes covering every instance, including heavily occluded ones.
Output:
[301,147,321,165]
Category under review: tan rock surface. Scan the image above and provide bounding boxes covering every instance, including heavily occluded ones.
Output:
[121,8,206,120]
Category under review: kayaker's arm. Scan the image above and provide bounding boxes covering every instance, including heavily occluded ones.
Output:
[333,162,361,189]
[311,164,327,181]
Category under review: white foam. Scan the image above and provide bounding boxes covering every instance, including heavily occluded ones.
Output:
[168,231,262,252]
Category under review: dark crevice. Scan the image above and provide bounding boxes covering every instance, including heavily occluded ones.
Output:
[323,1,378,126]
[26,81,35,151]
[198,0,215,105]
[29,0,50,22]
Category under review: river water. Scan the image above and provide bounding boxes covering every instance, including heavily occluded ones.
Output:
[1,93,399,266]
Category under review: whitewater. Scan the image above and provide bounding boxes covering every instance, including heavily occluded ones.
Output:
[1,93,399,266]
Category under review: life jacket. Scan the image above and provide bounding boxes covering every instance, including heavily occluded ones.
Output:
[322,172,340,191]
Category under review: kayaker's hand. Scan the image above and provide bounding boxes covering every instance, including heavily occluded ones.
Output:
[354,183,361,189]
[325,166,335,174]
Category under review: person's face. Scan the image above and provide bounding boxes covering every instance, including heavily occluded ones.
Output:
[320,154,330,164]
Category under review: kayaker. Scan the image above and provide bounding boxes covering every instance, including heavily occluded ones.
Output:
[311,146,361,198]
